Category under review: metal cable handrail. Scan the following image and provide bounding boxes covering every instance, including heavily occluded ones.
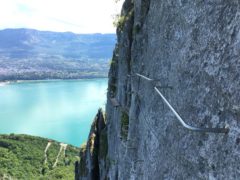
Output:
[135,73,154,81]
[135,73,229,134]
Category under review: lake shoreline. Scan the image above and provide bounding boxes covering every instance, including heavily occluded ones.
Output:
[0,81,11,86]
[0,77,108,85]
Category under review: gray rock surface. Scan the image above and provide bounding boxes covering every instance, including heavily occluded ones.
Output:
[77,0,240,179]
[75,109,108,180]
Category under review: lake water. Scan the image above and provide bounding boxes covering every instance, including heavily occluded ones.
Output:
[0,79,107,147]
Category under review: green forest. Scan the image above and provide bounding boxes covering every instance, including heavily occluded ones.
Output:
[0,134,79,179]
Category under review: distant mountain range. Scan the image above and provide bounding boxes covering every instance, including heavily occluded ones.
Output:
[0,28,116,81]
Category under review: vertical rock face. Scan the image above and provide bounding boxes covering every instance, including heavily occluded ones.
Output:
[77,0,240,179]
[75,109,108,180]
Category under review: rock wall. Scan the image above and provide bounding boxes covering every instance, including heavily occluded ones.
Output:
[75,109,108,180]
[76,0,240,179]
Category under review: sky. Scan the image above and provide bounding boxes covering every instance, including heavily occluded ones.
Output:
[0,0,124,34]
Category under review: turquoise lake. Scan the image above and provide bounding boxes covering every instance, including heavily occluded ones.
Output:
[0,79,108,147]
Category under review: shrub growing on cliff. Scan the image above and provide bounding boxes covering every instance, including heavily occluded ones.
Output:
[113,9,134,31]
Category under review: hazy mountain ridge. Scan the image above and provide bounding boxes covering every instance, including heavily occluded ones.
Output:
[0,28,116,81]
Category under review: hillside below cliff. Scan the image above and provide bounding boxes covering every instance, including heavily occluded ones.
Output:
[0,134,79,179]
[76,0,240,179]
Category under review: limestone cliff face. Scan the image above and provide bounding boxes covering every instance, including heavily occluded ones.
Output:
[75,109,108,180]
[76,0,240,179]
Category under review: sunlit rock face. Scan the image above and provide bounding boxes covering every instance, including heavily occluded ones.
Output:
[77,0,240,179]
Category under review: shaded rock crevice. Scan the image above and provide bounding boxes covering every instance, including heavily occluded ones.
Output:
[75,109,108,180]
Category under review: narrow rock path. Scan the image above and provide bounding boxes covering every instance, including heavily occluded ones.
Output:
[2,173,13,180]
[53,143,68,168]
[44,142,52,164]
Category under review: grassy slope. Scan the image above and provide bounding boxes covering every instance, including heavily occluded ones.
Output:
[0,134,79,180]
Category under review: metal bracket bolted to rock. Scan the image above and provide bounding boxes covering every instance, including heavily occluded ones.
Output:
[136,73,229,134]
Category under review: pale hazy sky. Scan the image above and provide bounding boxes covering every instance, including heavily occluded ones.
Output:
[0,0,124,34]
